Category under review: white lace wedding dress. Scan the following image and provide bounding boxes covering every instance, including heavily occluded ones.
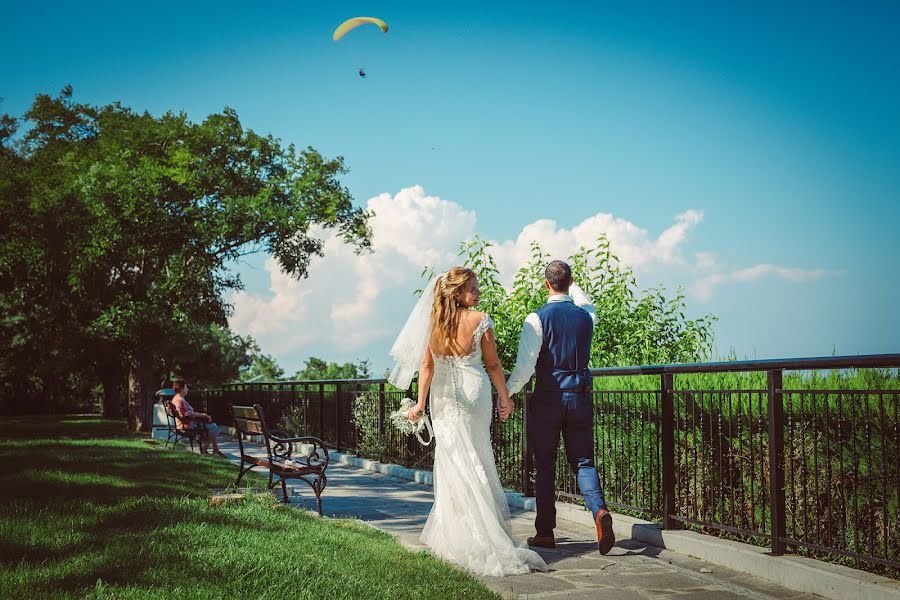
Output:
[421,314,548,576]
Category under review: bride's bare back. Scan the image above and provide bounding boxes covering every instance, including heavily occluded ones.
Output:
[430,310,486,357]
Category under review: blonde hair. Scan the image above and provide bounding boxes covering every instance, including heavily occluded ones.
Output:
[431,267,476,353]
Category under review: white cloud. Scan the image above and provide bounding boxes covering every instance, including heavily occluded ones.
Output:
[691,274,726,303]
[655,210,704,263]
[227,185,840,372]
[731,264,834,282]
[695,252,718,271]
[690,264,843,302]
[229,261,313,343]
[228,185,477,369]
[487,209,704,286]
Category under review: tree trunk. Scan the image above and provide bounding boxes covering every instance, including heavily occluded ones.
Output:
[36,375,52,414]
[100,367,124,419]
[127,349,154,431]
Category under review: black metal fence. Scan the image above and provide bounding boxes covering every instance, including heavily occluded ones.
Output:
[197,353,900,576]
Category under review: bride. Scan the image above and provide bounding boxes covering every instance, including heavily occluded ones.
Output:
[388,267,548,576]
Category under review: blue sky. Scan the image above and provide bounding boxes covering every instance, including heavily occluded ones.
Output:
[3,1,898,373]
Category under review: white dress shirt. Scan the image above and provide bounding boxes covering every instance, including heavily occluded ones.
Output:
[506,284,598,395]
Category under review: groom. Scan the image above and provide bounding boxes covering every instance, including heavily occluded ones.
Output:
[505,260,615,554]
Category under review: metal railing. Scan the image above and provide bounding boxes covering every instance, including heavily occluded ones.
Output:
[196,353,900,576]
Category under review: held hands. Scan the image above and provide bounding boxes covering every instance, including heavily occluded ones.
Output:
[497,387,516,422]
[498,399,515,422]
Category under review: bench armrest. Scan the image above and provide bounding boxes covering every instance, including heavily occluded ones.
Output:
[268,433,330,470]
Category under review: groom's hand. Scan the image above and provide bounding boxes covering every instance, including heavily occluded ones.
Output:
[498,398,515,422]
[506,398,516,417]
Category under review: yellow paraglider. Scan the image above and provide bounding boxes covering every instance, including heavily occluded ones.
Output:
[332,17,389,42]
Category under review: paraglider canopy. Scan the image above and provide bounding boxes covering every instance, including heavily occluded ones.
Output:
[333,16,389,42]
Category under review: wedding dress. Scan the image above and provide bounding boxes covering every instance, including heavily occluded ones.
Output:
[420,314,548,576]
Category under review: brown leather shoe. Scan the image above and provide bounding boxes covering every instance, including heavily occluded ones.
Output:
[596,508,615,555]
[527,533,556,548]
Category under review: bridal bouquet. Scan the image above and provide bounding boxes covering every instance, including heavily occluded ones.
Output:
[389,398,434,446]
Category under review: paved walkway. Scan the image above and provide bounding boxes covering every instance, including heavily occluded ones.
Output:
[208,437,821,600]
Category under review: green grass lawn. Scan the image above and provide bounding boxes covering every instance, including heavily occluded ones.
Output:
[0,416,500,599]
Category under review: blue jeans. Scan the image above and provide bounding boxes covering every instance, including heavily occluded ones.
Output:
[205,422,221,440]
[529,389,606,535]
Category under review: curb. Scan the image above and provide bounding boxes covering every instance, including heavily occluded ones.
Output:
[324,448,900,600]
[327,450,434,486]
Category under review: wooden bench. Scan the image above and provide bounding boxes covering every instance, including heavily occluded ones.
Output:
[230,404,330,514]
[162,399,207,451]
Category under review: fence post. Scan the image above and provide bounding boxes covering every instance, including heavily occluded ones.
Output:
[378,382,386,436]
[335,382,343,451]
[767,369,786,555]
[302,383,309,435]
[352,381,360,452]
[290,383,297,430]
[661,373,677,530]
[523,379,535,497]
[271,384,280,426]
[405,386,415,467]
[319,383,326,441]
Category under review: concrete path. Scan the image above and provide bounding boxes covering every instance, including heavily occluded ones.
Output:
[207,437,822,600]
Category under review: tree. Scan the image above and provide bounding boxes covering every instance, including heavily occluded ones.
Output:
[239,347,285,382]
[0,92,97,414]
[430,235,716,370]
[0,88,372,427]
[164,324,256,389]
[293,357,372,381]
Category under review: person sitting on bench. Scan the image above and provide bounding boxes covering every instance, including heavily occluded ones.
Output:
[171,379,226,458]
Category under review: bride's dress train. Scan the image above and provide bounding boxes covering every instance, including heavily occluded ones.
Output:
[421,314,548,576]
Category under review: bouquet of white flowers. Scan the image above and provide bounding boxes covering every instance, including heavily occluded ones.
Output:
[389,397,434,446]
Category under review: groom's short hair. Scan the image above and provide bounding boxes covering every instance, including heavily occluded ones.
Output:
[545,260,572,292]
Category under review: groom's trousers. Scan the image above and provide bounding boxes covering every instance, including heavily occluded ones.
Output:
[528,388,607,535]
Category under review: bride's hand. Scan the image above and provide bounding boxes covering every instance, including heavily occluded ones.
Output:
[407,406,422,422]
[497,398,515,422]
[496,387,510,406]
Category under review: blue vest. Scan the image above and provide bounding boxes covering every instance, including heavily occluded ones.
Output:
[534,300,594,391]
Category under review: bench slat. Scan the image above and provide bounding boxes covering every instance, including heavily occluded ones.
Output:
[234,417,264,434]
[240,454,322,475]
[231,405,258,419]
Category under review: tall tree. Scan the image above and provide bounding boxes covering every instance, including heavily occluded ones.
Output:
[440,235,716,369]
[164,324,257,389]
[0,91,95,413]
[293,357,372,381]
[238,347,286,382]
[0,88,372,427]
